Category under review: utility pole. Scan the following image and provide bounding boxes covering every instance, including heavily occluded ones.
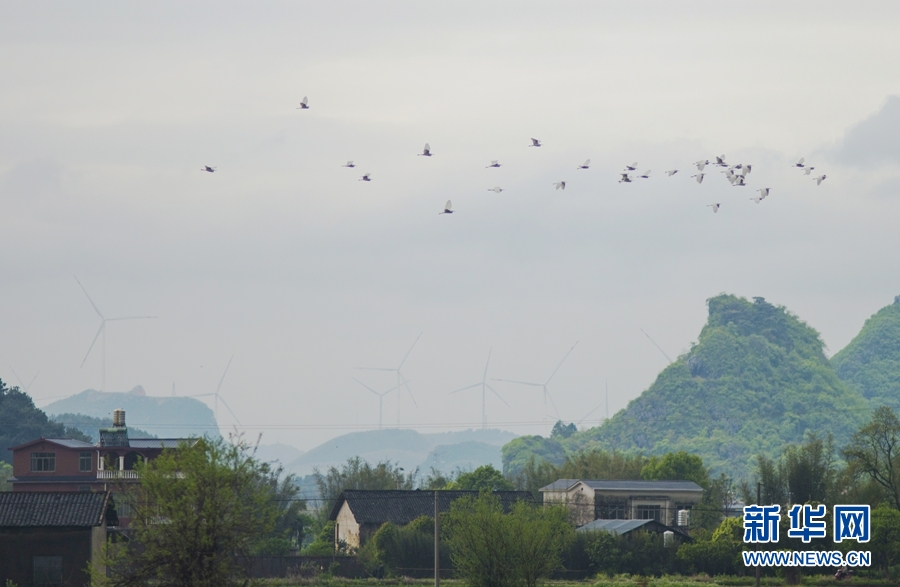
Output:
[755,482,761,587]
[434,490,440,587]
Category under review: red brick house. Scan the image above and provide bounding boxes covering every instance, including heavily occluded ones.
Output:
[6,409,194,525]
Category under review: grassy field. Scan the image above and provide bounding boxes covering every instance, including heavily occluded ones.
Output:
[258,575,893,587]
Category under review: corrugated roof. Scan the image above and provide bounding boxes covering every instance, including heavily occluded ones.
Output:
[540,479,703,493]
[0,492,110,527]
[581,480,703,492]
[329,490,534,525]
[576,518,691,540]
[128,439,186,449]
[8,438,95,451]
[539,479,580,491]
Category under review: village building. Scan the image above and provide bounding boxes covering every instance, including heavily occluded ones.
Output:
[539,479,704,527]
[329,489,533,549]
[6,409,195,525]
[0,491,115,587]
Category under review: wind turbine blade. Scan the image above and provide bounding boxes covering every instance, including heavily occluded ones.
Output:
[26,371,39,392]
[545,386,562,419]
[216,355,234,395]
[577,403,604,426]
[217,396,242,426]
[74,275,104,319]
[492,378,543,387]
[639,329,673,363]
[482,347,492,382]
[545,342,578,385]
[450,383,481,394]
[486,383,510,407]
[105,316,158,321]
[397,332,423,370]
[81,322,105,367]
[8,366,25,389]
[352,377,381,396]
[398,372,417,408]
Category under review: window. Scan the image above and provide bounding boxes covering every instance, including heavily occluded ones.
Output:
[33,556,62,585]
[636,504,662,522]
[31,452,56,472]
[78,485,92,492]
[595,499,628,520]
[79,451,92,472]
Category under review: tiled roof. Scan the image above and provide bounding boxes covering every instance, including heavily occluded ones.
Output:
[0,492,110,527]
[540,479,703,493]
[329,490,534,525]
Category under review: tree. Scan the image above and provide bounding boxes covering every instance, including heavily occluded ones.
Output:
[0,379,91,463]
[641,451,710,489]
[449,465,514,491]
[444,493,570,587]
[313,457,416,517]
[0,461,12,492]
[99,436,281,587]
[843,406,900,510]
[870,504,900,578]
[550,421,577,439]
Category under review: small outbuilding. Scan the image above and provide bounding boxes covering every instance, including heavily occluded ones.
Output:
[576,518,691,541]
[0,491,116,587]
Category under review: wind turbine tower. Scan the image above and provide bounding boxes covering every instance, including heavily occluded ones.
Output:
[451,348,509,429]
[75,276,157,392]
[356,333,422,425]
[351,378,405,429]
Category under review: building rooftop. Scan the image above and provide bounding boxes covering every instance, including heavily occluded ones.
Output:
[329,490,534,526]
[540,479,704,493]
[0,491,111,527]
[577,518,690,540]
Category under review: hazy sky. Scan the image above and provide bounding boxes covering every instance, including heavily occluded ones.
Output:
[3,2,900,452]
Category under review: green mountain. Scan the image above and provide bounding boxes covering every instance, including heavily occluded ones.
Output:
[502,295,871,480]
[0,379,91,464]
[831,296,900,410]
[44,387,219,438]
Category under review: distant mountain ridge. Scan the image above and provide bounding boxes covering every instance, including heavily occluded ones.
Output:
[44,387,219,438]
[287,428,517,476]
[502,294,871,480]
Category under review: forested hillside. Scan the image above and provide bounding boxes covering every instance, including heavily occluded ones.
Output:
[50,413,157,443]
[0,379,91,464]
[503,295,871,480]
[831,296,900,410]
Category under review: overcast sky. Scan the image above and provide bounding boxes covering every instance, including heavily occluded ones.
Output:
[3,1,900,452]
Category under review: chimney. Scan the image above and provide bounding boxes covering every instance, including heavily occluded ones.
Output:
[113,408,126,428]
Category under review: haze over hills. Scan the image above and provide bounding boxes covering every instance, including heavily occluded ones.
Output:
[502,294,873,480]
[44,387,220,438]
[831,296,900,411]
[286,428,517,477]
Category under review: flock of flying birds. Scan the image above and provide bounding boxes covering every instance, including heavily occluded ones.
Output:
[200,96,829,215]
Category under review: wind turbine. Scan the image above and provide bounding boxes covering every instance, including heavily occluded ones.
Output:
[493,342,578,420]
[188,355,241,429]
[451,348,509,429]
[355,333,421,425]
[351,378,405,429]
[75,276,157,392]
[9,366,39,394]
